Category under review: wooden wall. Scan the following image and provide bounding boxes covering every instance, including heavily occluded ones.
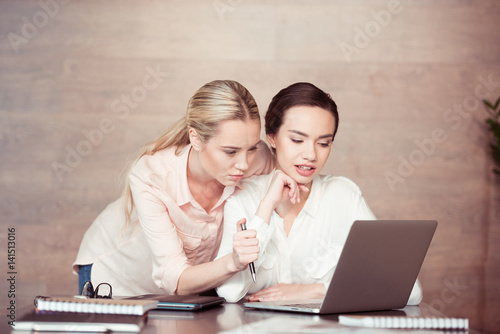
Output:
[1,0,499,332]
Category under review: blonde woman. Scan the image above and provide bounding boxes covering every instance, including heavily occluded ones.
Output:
[73,80,273,296]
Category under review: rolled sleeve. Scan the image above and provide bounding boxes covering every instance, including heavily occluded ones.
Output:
[215,215,276,303]
[129,171,191,294]
[215,194,250,302]
[215,182,277,302]
[248,215,275,266]
[216,214,278,302]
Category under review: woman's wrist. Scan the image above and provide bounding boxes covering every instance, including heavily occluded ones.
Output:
[223,253,241,274]
[255,199,276,224]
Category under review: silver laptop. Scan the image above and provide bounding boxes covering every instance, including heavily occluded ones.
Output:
[244,220,437,314]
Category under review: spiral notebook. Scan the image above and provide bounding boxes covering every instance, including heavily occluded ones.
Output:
[14,309,147,333]
[339,315,468,330]
[34,296,158,315]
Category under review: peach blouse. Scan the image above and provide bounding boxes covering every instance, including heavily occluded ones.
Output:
[73,142,273,296]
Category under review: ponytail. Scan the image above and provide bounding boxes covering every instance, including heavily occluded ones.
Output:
[122,117,190,229]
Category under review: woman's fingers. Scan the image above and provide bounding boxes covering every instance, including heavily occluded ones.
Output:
[234,237,260,256]
[246,286,281,301]
[246,284,314,302]
[275,171,299,204]
[275,171,310,204]
[299,184,310,192]
[286,178,309,204]
[232,219,259,270]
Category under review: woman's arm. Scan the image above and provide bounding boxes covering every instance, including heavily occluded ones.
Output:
[254,170,308,223]
[129,172,192,294]
[215,214,278,302]
[216,171,311,302]
[244,176,373,302]
[132,178,259,295]
[177,143,275,295]
[131,166,259,295]
[215,177,282,302]
[176,219,259,295]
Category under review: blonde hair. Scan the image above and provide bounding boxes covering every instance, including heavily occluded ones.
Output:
[122,80,260,227]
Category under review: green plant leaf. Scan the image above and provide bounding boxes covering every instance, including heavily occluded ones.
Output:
[483,99,495,110]
[486,119,500,139]
[494,96,500,110]
[491,145,500,167]
[483,96,500,175]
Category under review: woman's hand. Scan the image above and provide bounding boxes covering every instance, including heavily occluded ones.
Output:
[255,170,309,223]
[264,170,309,206]
[245,283,326,302]
[229,218,259,272]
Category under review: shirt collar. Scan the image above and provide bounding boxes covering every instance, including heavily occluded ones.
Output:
[213,185,236,209]
[176,144,237,210]
[300,174,321,218]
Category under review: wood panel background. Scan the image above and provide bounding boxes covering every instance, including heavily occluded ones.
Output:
[1,0,499,332]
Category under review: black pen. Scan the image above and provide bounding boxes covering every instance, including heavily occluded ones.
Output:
[240,222,257,283]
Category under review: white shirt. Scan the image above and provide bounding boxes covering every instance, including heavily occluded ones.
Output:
[215,171,423,304]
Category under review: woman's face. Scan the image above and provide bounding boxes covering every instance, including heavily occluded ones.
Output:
[196,118,262,186]
[267,105,336,186]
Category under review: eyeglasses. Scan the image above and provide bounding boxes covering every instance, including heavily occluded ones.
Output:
[80,281,113,299]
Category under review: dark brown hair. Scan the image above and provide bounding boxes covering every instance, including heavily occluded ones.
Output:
[265,82,339,138]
